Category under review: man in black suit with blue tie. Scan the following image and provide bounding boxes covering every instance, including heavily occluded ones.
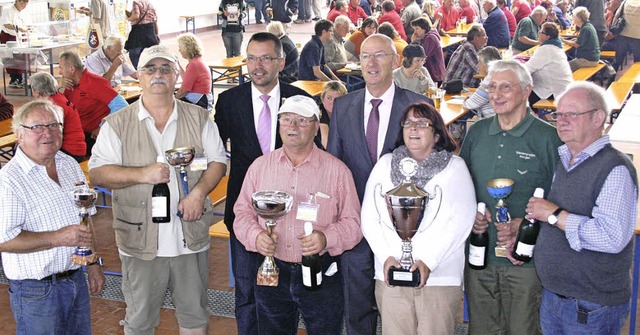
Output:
[214,32,310,335]
[327,34,431,335]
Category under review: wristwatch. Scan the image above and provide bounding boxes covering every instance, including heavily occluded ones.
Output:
[87,256,104,267]
[547,207,564,225]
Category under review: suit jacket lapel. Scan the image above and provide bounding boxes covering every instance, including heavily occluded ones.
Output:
[238,85,264,158]
[350,90,373,166]
[382,87,406,155]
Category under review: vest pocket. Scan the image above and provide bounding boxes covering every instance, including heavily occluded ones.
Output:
[113,202,147,251]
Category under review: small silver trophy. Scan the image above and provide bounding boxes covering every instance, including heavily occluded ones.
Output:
[376,157,439,287]
[71,183,99,265]
[165,147,195,196]
[486,178,515,257]
[252,190,294,286]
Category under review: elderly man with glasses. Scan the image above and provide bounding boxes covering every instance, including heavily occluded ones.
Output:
[89,45,227,335]
[527,81,637,334]
[234,94,363,334]
[459,60,562,335]
[444,24,488,88]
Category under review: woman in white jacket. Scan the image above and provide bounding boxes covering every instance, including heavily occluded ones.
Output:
[361,102,476,335]
[524,22,573,106]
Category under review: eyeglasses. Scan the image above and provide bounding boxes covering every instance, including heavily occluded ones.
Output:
[551,108,598,120]
[20,122,62,133]
[401,120,432,128]
[487,83,516,93]
[278,116,317,127]
[360,52,395,62]
[139,65,175,75]
[246,55,281,63]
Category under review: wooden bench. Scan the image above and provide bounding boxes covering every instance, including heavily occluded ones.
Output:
[572,63,606,82]
[619,62,640,83]
[180,13,217,34]
[607,81,635,123]
[0,133,16,160]
[601,50,616,59]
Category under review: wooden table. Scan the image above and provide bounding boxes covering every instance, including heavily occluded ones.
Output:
[607,81,634,111]
[445,23,472,36]
[440,35,465,49]
[208,56,248,90]
[515,44,573,58]
[572,63,605,81]
[440,93,471,125]
[560,28,578,38]
[0,118,12,137]
[619,62,640,83]
[290,80,326,97]
[336,66,365,91]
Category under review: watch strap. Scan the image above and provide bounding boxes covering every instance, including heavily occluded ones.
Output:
[552,207,564,216]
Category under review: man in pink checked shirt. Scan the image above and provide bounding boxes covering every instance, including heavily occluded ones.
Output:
[233,95,362,335]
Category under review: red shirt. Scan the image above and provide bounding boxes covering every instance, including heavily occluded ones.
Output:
[327,8,343,22]
[378,11,407,40]
[513,0,531,23]
[64,70,117,133]
[434,6,460,31]
[501,6,517,38]
[459,5,475,23]
[347,4,368,25]
[181,56,211,95]
[394,0,404,13]
[50,93,87,157]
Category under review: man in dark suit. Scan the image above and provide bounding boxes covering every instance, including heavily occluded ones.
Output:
[327,34,430,335]
[214,32,310,335]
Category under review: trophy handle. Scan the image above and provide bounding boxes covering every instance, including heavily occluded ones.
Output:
[417,185,443,234]
[373,183,396,232]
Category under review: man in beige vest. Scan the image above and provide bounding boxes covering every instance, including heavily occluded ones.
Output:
[88,45,227,335]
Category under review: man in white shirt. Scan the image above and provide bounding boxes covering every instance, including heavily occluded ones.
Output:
[85,35,138,87]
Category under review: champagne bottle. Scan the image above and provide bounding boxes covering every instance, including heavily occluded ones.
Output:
[512,188,544,262]
[301,222,322,290]
[152,156,170,223]
[468,202,488,270]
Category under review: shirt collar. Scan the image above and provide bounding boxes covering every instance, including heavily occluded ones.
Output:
[558,135,610,168]
[488,110,536,137]
[365,82,396,101]
[251,81,281,102]
[137,99,179,125]
[14,146,65,175]
[275,145,322,169]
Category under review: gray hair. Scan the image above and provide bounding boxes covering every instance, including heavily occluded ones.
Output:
[266,21,286,38]
[12,100,63,134]
[478,46,502,66]
[361,34,397,56]
[467,24,485,42]
[104,35,124,49]
[531,6,547,16]
[556,81,609,126]
[334,15,351,28]
[30,72,58,96]
[573,6,590,22]
[59,50,84,70]
[486,60,532,89]
[483,0,497,7]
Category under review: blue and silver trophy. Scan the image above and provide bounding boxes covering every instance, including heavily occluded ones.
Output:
[486,178,514,258]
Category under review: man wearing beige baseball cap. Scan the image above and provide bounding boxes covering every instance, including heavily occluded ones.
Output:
[89,45,228,335]
[233,95,363,334]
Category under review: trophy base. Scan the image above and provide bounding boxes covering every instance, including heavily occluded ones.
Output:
[388,268,420,287]
[71,252,97,266]
[495,245,508,258]
[257,272,279,286]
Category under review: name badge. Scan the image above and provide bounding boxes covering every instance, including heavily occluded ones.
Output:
[190,156,208,171]
[296,202,319,222]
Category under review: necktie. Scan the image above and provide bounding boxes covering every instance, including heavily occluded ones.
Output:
[366,99,382,164]
[257,94,271,155]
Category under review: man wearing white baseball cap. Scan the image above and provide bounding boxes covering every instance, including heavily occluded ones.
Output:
[233,95,363,334]
[89,44,228,335]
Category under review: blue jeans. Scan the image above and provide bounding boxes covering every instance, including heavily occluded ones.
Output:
[297,0,311,20]
[540,288,630,335]
[222,31,243,58]
[255,255,344,335]
[254,0,270,22]
[128,47,143,69]
[9,269,92,335]
[230,232,261,335]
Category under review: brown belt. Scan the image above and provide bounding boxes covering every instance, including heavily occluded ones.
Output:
[41,268,80,281]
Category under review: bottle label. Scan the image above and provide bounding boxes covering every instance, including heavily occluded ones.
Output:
[515,242,535,257]
[152,196,168,218]
[469,245,486,266]
[302,265,312,286]
[316,271,322,285]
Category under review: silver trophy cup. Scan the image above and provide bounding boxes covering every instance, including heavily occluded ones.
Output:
[165,147,196,196]
[71,184,98,265]
[486,178,514,257]
[252,190,294,286]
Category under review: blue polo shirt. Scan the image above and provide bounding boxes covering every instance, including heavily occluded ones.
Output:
[298,35,329,80]
[483,6,510,48]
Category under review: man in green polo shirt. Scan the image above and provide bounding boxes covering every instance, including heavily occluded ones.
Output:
[511,6,547,54]
[459,60,562,335]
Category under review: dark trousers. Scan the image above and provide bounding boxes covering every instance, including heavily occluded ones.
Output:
[231,232,261,335]
[255,255,344,335]
[0,31,23,82]
[84,132,96,157]
[615,35,640,71]
[341,238,377,335]
[128,47,144,69]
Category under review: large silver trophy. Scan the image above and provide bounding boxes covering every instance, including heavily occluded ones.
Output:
[252,190,294,286]
[486,178,514,258]
[71,183,99,265]
[376,158,440,287]
[165,147,196,196]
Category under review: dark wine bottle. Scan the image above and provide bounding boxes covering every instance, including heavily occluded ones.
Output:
[301,222,322,290]
[152,156,171,223]
[512,188,544,262]
[469,202,488,270]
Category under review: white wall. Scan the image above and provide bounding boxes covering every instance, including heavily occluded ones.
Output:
[154,0,221,35]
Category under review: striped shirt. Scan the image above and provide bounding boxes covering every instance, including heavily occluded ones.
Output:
[0,148,90,280]
[559,135,638,253]
[234,146,363,263]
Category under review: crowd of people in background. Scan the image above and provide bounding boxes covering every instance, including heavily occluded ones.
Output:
[0,0,639,333]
